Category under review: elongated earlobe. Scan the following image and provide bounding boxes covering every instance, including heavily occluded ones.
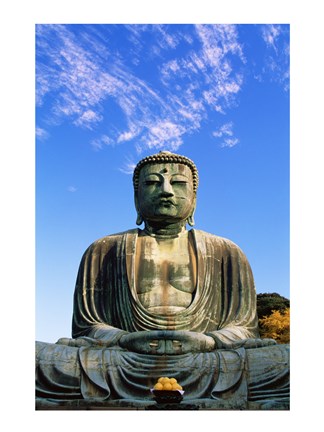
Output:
[187,197,196,227]
[134,194,143,225]
[187,214,195,227]
[136,212,143,226]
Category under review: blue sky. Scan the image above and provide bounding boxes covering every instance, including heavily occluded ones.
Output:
[36,24,290,343]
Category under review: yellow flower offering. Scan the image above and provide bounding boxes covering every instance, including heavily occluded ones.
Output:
[153,377,183,391]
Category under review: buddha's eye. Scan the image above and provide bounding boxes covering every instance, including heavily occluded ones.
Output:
[170,178,188,186]
[171,180,187,185]
[144,175,161,186]
[144,181,162,188]
[145,180,160,186]
[170,175,189,185]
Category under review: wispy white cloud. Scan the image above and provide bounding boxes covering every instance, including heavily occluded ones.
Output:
[36,126,49,141]
[117,129,139,143]
[212,122,239,148]
[119,158,137,175]
[35,25,248,153]
[221,138,239,148]
[160,24,245,118]
[90,134,114,151]
[155,25,180,50]
[142,120,186,152]
[260,24,289,91]
[67,186,77,192]
[212,122,234,138]
[37,25,126,127]
[73,110,103,129]
[261,24,282,52]
[161,59,180,79]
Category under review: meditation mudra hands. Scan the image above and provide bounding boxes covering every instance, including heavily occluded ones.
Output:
[118,330,216,355]
[117,331,277,354]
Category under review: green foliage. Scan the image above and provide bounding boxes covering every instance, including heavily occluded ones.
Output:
[256,292,290,319]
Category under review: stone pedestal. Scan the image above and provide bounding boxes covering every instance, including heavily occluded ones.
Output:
[36,398,289,411]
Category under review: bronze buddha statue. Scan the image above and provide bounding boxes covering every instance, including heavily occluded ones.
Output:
[36,151,289,410]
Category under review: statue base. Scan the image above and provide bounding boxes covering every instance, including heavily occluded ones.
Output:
[35,398,289,411]
[146,403,199,410]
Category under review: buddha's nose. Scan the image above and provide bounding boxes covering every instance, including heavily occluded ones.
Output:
[161,179,174,195]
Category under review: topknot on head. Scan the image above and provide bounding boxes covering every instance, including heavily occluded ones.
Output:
[133,151,199,193]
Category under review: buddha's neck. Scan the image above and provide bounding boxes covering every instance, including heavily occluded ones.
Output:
[143,221,187,239]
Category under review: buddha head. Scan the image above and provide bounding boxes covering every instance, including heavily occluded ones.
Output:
[133,151,199,227]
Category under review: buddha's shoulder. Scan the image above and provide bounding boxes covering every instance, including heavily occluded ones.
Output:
[192,229,244,253]
[84,229,138,252]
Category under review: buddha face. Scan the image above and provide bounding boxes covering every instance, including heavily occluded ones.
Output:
[136,163,196,224]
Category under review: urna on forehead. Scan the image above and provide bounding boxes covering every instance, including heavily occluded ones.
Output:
[133,151,199,192]
[141,162,192,176]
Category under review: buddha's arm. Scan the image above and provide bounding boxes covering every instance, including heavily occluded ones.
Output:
[204,300,261,348]
[202,235,262,348]
[206,326,260,348]
[203,271,274,348]
[73,302,129,346]
[85,324,129,345]
[71,238,130,346]
[207,324,257,346]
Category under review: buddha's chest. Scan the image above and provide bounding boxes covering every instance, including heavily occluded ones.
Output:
[135,234,197,314]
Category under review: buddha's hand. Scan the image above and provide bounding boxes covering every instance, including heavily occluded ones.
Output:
[119,330,216,355]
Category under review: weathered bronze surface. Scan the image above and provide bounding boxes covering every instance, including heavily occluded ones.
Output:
[36,151,289,410]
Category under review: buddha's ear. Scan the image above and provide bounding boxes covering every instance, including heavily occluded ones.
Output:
[134,193,143,226]
[187,195,197,227]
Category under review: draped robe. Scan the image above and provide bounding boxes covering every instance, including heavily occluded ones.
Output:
[36,229,289,409]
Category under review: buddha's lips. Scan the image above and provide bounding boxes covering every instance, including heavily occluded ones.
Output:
[158,199,176,206]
